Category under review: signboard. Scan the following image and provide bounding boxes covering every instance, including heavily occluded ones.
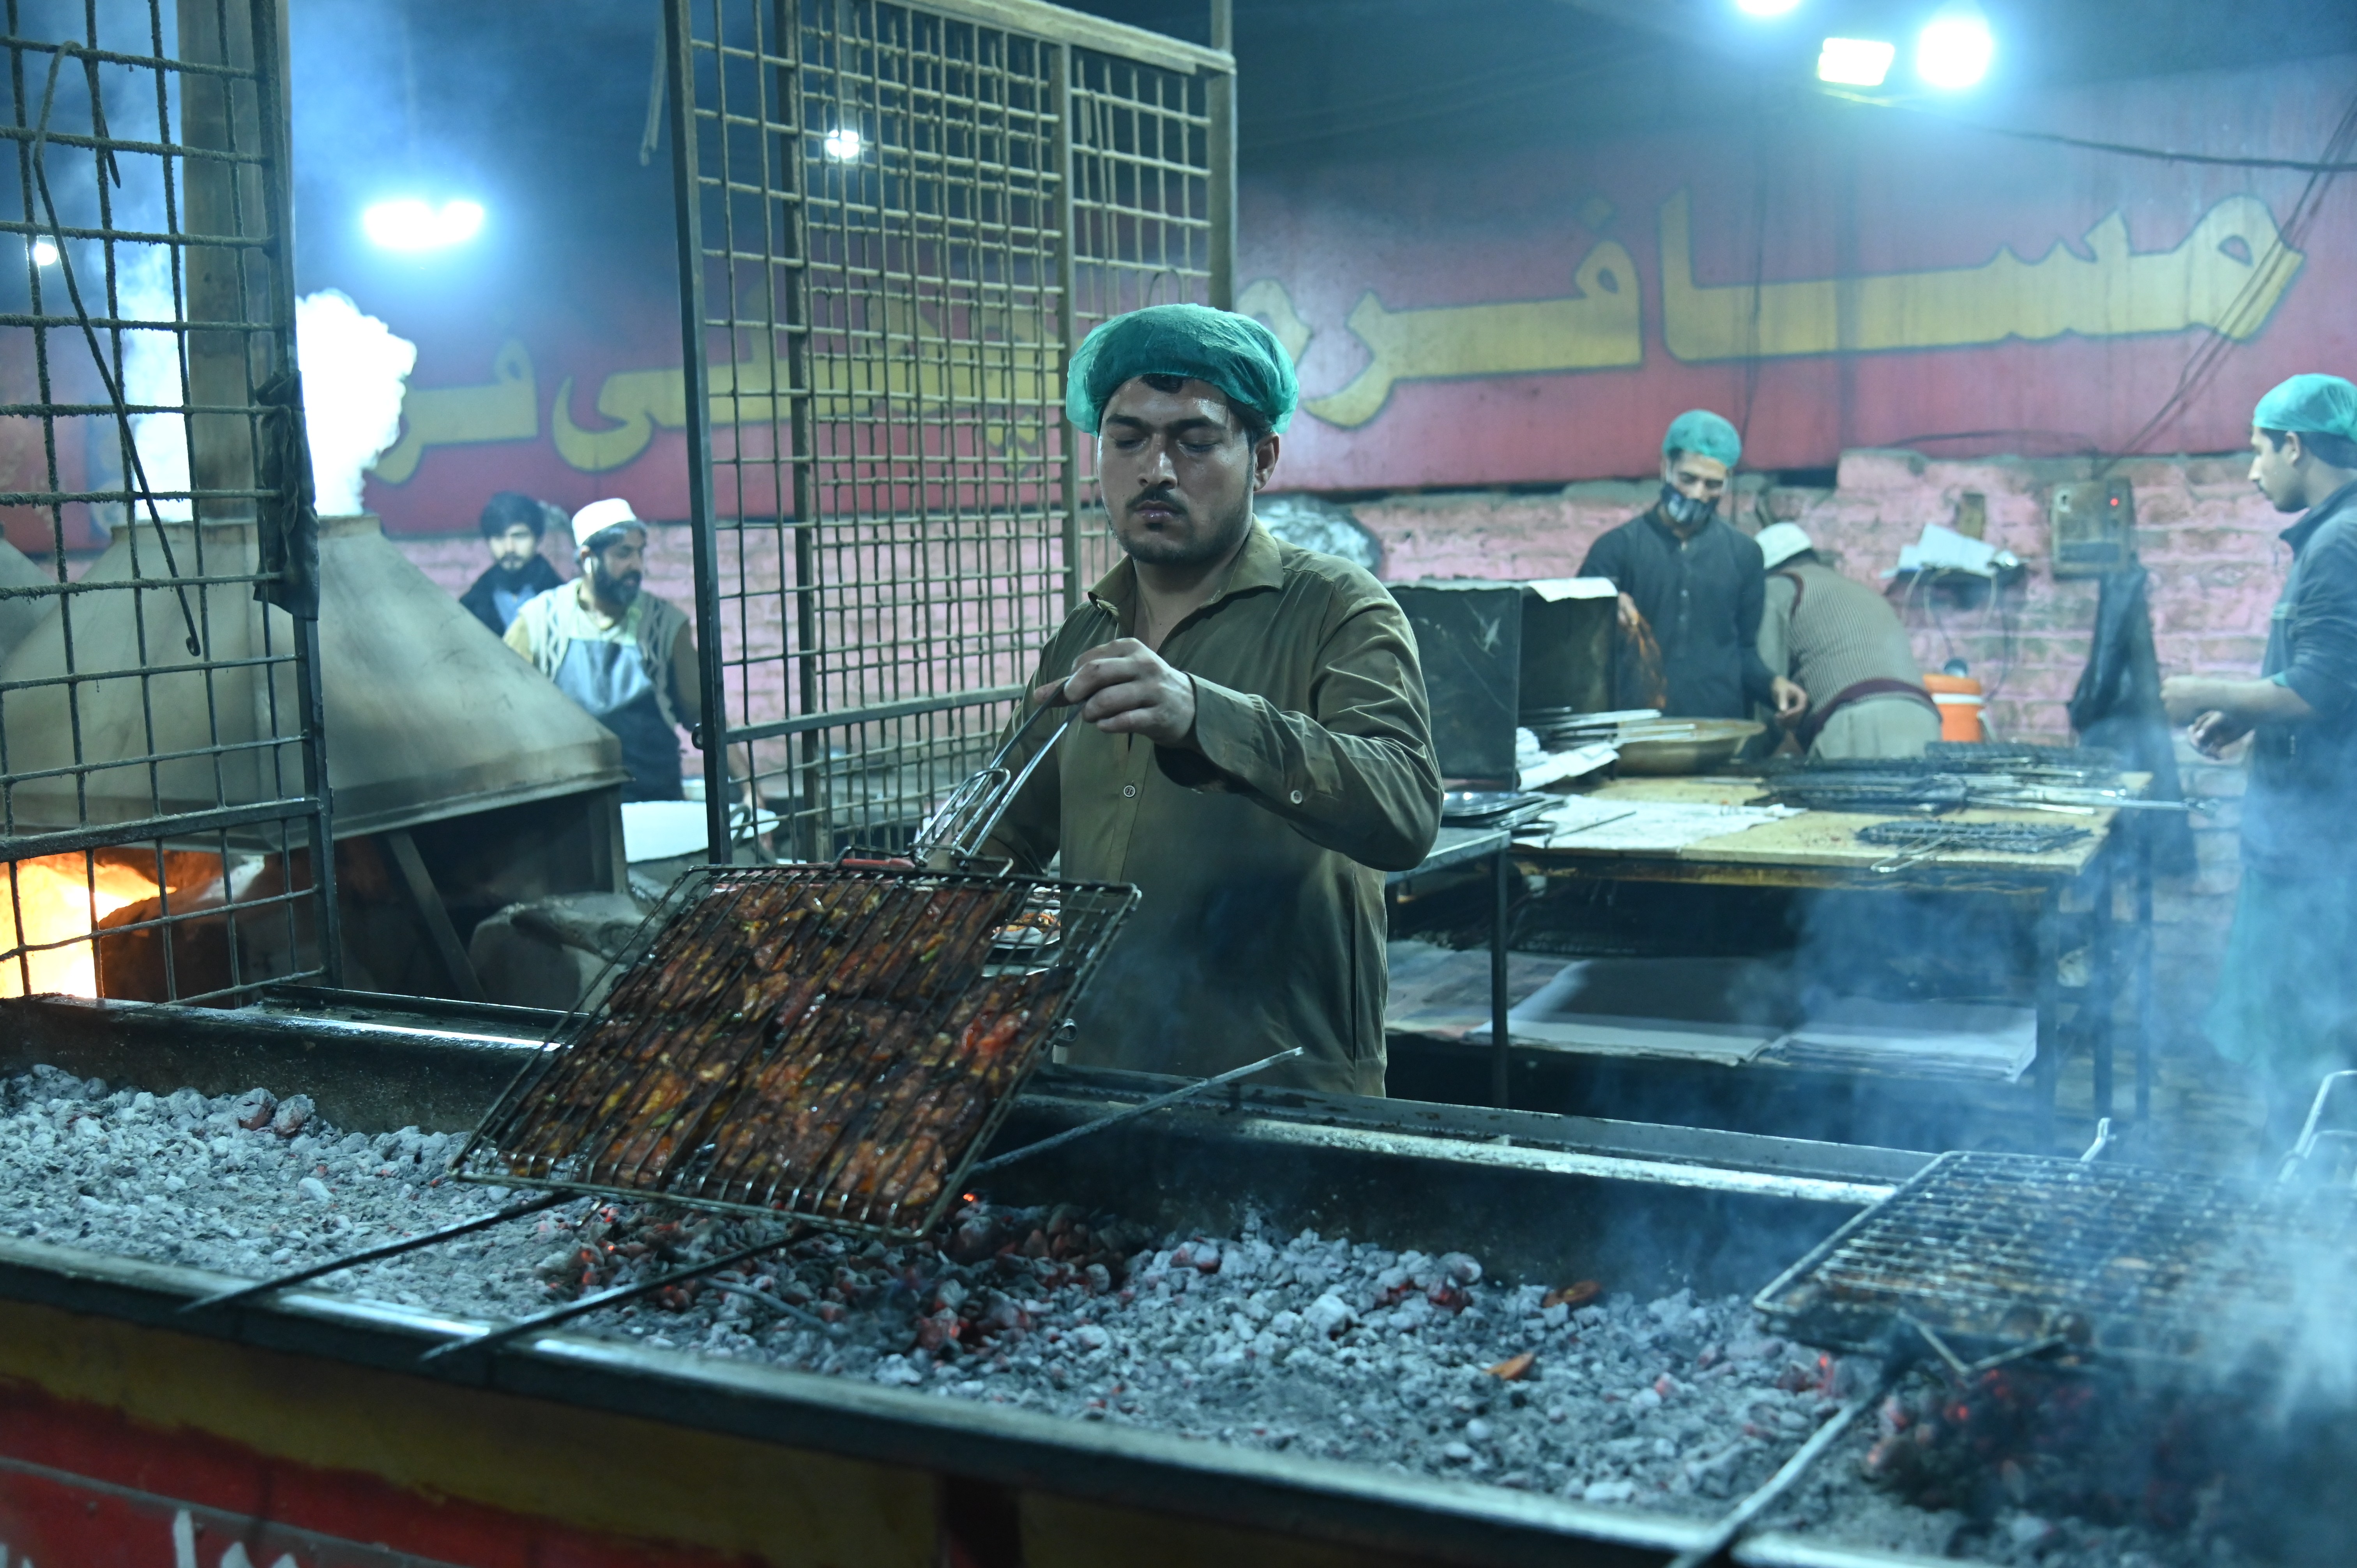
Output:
[339,52,2357,535]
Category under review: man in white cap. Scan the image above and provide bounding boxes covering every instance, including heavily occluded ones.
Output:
[1753,522,1939,759]
[504,498,702,801]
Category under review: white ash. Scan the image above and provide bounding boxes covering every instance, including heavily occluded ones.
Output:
[0,1067,2246,1563]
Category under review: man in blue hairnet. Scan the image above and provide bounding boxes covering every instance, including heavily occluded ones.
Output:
[980,304,1442,1097]
[1580,411,1808,724]
[2164,373,2357,1144]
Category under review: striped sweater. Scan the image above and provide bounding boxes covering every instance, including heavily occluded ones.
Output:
[1758,560,1936,747]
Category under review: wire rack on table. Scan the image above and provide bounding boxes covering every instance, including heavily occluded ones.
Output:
[1855,821,2090,856]
[452,864,1137,1241]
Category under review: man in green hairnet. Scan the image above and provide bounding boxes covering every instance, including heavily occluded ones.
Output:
[979,304,1442,1097]
[1580,410,1809,723]
[2163,372,2357,1144]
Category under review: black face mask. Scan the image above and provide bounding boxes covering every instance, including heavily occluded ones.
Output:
[1659,483,1717,529]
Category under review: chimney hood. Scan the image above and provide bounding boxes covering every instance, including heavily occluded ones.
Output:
[0,514,626,845]
[0,539,49,666]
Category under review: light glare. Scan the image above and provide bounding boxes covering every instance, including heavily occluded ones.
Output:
[822,126,864,162]
[28,237,57,267]
[1735,0,1802,15]
[1915,12,1994,89]
[1816,36,1896,86]
[361,198,485,253]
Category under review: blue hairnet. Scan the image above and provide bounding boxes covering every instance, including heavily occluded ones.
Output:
[1065,304,1298,435]
[1662,409,1741,468]
[2253,374,2357,444]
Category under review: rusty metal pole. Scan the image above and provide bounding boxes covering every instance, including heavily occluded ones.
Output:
[1206,0,1235,309]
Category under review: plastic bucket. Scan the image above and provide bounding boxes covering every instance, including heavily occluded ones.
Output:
[1922,673,1986,743]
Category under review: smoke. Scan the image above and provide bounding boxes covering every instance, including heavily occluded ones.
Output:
[117,236,193,525]
[295,290,415,517]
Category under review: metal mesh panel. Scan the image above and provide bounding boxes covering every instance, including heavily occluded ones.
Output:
[1756,1151,2357,1379]
[0,0,333,1003]
[669,0,1218,861]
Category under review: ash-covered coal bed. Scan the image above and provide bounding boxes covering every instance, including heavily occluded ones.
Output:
[0,1067,2269,1564]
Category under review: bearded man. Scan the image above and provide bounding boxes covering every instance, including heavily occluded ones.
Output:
[980,304,1442,1096]
[505,498,702,802]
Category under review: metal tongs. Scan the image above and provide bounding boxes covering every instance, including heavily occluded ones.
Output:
[911,679,1074,867]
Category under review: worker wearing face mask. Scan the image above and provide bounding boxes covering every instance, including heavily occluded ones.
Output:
[1579,410,1808,724]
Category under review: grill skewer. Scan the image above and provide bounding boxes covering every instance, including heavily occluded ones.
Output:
[1662,1361,1901,1568]
[177,1190,570,1315]
[967,1047,1306,1178]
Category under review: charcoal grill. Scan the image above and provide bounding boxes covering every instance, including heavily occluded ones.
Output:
[451,863,1137,1240]
[1754,1150,2357,1380]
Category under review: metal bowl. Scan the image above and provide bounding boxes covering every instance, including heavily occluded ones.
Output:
[1613,719,1764,775]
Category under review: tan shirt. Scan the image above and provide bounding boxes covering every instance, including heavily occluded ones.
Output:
[985,523,1442,1096]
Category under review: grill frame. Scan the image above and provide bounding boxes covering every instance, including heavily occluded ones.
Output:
[451,862,1136,1240]
[1754,1150,2357,1380]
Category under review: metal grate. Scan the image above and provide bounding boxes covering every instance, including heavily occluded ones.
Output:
[664,0,1225,864]
[1756,1151,2357,1378]
[0,0,335,1004]
[1856,821,2090,856]
[456,862,1136,1239]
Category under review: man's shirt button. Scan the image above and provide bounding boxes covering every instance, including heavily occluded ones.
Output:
[1289,789,1305,805]
[1122,784,1137,798]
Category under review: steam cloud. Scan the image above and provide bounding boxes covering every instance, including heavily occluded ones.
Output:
[295,290,415,517]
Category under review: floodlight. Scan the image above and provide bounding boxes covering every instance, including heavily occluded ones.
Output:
[1817,37,1896,86]
[361,198,485,252]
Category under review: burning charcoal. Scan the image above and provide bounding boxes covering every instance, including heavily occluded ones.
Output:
[1486,1351,1537,1382]
[233,1088,277,1131]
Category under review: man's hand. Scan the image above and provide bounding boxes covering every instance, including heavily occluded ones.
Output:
[2187,710,2251,758]
[1616,591,1641,634]
[1041,638,1198,747]
[1770,676,1809,723]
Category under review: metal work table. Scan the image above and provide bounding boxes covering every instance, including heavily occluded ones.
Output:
[1510,775,2156,1138]
[1389,825,1515,1107]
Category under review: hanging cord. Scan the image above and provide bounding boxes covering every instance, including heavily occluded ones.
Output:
[28,41,205,657]
[2097,87,2357,475]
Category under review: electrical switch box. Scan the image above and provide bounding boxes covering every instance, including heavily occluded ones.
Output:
[2048,478,2136,577]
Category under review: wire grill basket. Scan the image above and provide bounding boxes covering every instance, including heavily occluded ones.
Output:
[453,863,1136,1239]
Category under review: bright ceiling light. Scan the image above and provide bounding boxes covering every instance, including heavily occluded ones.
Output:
[1734,0,1802,16]
[1816,37,1896,86]
[1915,10,1994,89]
[28,237,57,267]
[822,125,864,162]
[360,198,485,253]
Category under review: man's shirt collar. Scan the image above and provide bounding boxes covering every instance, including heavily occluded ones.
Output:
[1086,519,1285,626]
[2281,479,2357,552]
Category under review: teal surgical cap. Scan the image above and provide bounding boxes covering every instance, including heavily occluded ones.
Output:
[2253,374,2357,445]
[1065,303,1299,435]
[1663,409,1741,468]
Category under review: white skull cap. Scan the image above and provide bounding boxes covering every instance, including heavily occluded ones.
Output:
[571,497,643,547]
[1754,522,1815,572]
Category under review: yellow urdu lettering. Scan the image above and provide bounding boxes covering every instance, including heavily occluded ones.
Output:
[1658,187,2305,362]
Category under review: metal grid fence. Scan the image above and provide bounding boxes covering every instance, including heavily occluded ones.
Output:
[0,0,334,1003]
[666,0,1225,861]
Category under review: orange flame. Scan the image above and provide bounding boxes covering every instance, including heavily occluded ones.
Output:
[1,855,160,998]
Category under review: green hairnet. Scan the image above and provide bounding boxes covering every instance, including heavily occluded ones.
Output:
[1065,304,1298,435]
[2253,374,2357,444]
[1662,408,1741,468]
